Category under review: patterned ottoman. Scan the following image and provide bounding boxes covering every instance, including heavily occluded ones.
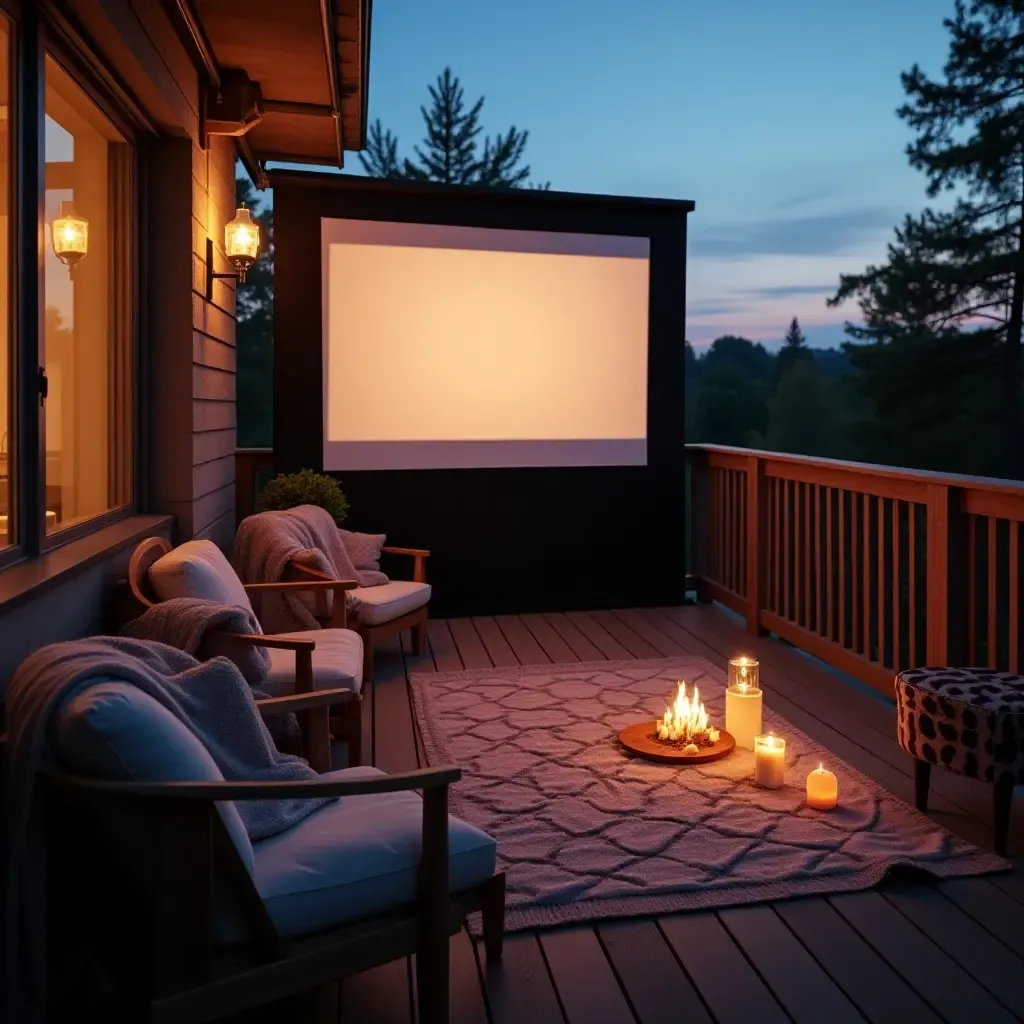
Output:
[895,667,1022,855]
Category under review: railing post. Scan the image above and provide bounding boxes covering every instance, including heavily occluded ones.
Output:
[688,448,711,602]
[746,455,768,635]
[925,483,968,666]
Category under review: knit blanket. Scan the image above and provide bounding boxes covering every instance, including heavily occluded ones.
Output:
[233,504,387,633]
[2,637,333,1023]
[119,597,271,683]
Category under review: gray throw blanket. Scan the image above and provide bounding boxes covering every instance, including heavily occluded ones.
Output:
[2,636,334,1024]
[118,597,271,683]
[233,504,387,633]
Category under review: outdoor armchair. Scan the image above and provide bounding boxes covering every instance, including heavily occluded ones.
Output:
[43,679,505,1024]
[125,537,363,768]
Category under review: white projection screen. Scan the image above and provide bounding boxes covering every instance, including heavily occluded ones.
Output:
[321,218,651,471]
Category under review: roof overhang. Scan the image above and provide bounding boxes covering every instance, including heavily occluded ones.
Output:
[170,0,372,172]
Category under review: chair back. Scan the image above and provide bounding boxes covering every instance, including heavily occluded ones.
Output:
[128,537,173,609]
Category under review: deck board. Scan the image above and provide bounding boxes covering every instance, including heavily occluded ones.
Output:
[774,896,942,1024]
[883,884,1024,1017]
[597,919,713,1024]
[519,613,583,663]
[322,603,1024,1024]
[717,905,864,1024]
[659,912,789,1024]
[828,890,1018,1024]
[538,927,636,1024]
[542,611,607,661]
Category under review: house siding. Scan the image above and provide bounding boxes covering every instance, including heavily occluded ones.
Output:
[0,1,238,691]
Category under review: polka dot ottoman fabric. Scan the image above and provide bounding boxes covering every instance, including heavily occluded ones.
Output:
[895,667,1024,785]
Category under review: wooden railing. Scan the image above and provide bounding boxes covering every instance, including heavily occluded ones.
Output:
[234,447,274,524]
[687,445,1024,695]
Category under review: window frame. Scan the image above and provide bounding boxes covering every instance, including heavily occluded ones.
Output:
[0,0,151,564]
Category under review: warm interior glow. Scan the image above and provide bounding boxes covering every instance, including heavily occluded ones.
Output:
[656,682,720,746]
[321,218,650,471]
[225,204,259,261]
[51,203,88,266]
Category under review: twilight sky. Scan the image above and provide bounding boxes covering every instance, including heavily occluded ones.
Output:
[356,0,955,350]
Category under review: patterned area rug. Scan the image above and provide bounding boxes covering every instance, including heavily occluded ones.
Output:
[410,657,1008,932]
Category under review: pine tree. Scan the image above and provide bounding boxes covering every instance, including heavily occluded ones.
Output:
[776,316,812,379]
[830,0,1024,477]
[235,177,274,448]
[359,67,547,188]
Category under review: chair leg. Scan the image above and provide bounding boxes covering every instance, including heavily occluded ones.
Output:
[362,634,375,685]
[914,758,931,813]
[345,698,363,767]
[411,615,427,656]
[994,774,1014,857]
[481,872,506,963]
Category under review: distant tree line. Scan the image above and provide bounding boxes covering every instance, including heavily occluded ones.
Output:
[686,318,868,462]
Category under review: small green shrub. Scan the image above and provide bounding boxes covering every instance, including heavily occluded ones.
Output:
[256,469,349,524]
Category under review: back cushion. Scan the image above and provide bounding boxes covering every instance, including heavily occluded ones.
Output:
[149,539,254,615]
[54,681,255,874]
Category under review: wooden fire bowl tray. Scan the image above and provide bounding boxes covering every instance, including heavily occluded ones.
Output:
[618,722,736,764]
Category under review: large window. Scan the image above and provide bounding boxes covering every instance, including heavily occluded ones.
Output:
[43,55,132,535]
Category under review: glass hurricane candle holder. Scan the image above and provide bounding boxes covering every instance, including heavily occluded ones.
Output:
[728,656,759,692]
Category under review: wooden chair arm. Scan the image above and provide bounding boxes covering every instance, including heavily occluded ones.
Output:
[283,563,356,629]
[380,547,430,584]
[242,580,358,594]
[212,630,316,652]
[48,765,462,802]
[255,689,359,716]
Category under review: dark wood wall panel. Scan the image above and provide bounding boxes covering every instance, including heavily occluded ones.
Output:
[272,173,692,616]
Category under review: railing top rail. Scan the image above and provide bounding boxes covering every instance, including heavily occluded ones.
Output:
[686,444,1024,498]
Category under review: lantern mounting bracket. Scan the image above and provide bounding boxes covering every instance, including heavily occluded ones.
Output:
[205,237,244,299]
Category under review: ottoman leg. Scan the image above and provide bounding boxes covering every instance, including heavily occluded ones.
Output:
[993,775,1014,857]
[914,759,931,813]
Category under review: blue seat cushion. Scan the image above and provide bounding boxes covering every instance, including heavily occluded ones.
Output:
[251,766,497,938]
[54,680,255,874]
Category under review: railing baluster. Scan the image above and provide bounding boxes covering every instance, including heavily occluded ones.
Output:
[851,490,859,653]
[838,490,845,649]
[825,486,834,642]
[892,499,900,672]
[1010,521,1020,673]
[803,481,811,630]
[814,484,822,636]
[987,516,997,668]
[909,503,916,667]
[862,493,871,661]
[773,476,781,612]
[878,496,886,669]
[783,479,790,621]
[968,515,976,664]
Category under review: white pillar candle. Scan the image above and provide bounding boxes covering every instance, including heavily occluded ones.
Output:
[725,684,763,750]
[753,734,786,788]
[806,764,838,810]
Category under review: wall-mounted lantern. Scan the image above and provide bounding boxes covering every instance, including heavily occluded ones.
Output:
[206,203,261,297]
[51,201,89,268]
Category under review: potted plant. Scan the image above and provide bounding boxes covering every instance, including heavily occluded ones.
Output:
[256,468,349,524]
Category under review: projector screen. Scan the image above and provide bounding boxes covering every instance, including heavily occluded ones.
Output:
[321,219,651,471]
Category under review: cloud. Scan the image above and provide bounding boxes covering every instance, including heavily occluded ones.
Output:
[743,283,838,300]
[689,207,897,260]
[687,301,744,317]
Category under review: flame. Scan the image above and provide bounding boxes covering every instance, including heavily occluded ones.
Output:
[657,681,711,743]
[735,657,752,692]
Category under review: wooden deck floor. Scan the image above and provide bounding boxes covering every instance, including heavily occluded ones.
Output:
[331,604,1024,1024]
